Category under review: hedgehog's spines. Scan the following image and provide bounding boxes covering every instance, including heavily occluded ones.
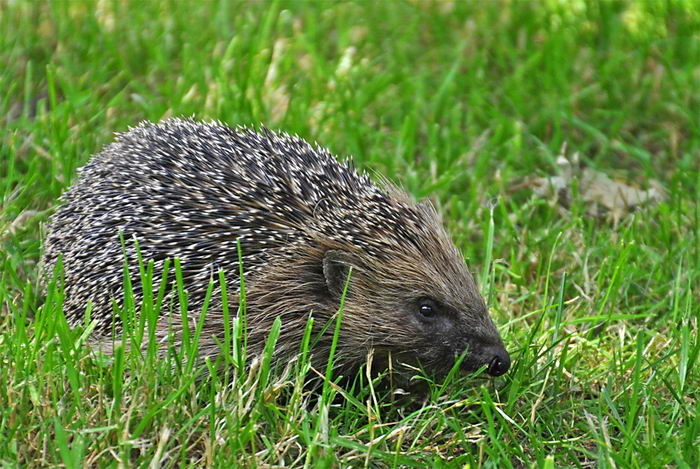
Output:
[42,118,507,379]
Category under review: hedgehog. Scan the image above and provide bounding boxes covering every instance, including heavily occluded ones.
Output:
[42,118,510,380]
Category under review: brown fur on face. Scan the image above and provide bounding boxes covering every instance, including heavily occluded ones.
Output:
[236,194,506,381]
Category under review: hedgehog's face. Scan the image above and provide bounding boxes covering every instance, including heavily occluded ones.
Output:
[322,246,510,380]
[393,295,510,379]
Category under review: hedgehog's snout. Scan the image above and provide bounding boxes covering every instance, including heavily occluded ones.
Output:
[484,345,510,376]
[457,338,510,377]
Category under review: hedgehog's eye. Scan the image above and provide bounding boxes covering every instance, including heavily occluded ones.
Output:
[418,298,439,319]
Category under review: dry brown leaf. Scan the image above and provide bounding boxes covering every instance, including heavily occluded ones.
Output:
[531,145,665,222]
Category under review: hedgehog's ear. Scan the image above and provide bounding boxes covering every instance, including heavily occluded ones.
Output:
[322,250,358,299]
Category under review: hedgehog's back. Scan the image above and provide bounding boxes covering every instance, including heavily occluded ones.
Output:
[42,118,388,329]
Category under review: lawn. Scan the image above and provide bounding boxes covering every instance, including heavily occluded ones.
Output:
[1,0,699,467]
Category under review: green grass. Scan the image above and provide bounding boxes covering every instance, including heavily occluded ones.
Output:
[1,0,699,466]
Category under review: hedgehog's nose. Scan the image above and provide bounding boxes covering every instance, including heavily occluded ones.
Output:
[486,347,510,377]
